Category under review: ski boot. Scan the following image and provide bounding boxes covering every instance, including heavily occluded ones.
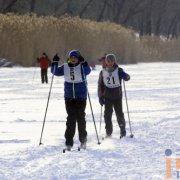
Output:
[63,145,72,153]
[78,139,87,151]
[120,129,126,139]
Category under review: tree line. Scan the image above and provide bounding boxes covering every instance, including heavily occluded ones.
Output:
[1,0,180,38]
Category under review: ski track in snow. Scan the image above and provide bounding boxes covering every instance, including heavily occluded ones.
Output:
[0,63,180,180]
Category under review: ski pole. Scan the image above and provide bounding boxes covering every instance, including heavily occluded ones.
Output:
[123,80,134,138]
[99,106,103,134]
[82,64,101,144]
[39,65,56,145]
[87,92,101,144]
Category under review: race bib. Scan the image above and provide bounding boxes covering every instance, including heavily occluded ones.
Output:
[102,68,121,88]
[64,64,83,83]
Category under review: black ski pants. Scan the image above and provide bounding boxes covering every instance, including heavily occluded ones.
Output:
[65,99,87,146]
[41,69,48,83]
[104,98,126,135]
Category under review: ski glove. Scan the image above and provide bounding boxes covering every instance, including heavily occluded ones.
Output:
[53,54,60,62]
[79,56,85,62]
[99,97,105,106]
[81,61,88,67]
[125,74,130,81]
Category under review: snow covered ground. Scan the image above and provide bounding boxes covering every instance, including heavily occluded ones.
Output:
[0,63,179,180]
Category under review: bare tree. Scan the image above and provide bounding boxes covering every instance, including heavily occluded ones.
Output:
[167,12,180,39]
[154,0,168,36]
[121,0,142,25]
[30,0,36,13]
[54,0,66,15]
[144,0,153,35]
[139,13,145,37]
[2,0,18,13]
[97,0,108,21]
[113,0,126,23]
[2,0,180,38]
[79,0,94,18]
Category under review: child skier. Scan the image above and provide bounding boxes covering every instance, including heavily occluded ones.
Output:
[98,54,130,138]
[51,50,91,150]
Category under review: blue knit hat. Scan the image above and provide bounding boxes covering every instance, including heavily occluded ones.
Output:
[68,50,81,58]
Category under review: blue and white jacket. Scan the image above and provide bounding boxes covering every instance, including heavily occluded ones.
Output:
[51,62,91,100]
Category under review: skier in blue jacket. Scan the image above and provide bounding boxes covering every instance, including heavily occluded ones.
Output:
[51,50,91,149]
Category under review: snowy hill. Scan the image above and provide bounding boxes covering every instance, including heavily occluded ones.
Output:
[0,63,180,179]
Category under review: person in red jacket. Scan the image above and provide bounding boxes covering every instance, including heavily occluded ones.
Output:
[37,53,51,84]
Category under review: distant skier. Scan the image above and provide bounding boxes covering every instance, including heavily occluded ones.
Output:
[98,55,106,69]
[37,52,51,84]
[51,50,91,150]
[52,53,60,66]
[98,54,130,138]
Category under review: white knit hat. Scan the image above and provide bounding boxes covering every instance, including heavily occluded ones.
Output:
[105,54,116,62]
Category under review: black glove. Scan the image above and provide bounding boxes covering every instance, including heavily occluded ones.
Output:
[81,61,88,67]
[99,97,105,106]
[53,54,60,62]
[79,56,84,62]
[125,74,130,81]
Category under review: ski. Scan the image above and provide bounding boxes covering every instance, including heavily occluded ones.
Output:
[63,148,71,153]
[63,145,86,153]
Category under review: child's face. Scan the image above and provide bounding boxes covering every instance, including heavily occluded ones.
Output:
[70,56,79,64]
[105,59,114,68]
